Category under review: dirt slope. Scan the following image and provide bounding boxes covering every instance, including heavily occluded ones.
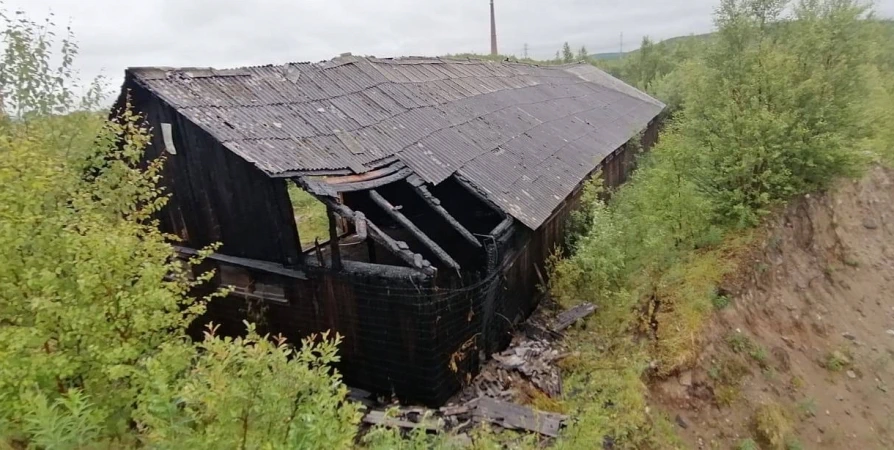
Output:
[654,166,894,449]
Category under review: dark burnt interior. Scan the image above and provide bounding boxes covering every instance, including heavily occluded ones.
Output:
[294,173,502,281]
[430,177,503,235]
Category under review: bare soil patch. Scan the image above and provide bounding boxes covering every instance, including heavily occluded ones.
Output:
[654,166,894,449]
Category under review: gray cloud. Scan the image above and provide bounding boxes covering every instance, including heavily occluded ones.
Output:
[6,0,894,97]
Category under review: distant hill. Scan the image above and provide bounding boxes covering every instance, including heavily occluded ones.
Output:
[591,19,893,61]
[591,52,625,61]
[591,32,714,61]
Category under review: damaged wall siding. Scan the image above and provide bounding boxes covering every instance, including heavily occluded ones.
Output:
[130,81,301,265]
[186,258,492,406]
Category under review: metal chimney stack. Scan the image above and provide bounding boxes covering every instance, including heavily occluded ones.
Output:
[490,0,498,56]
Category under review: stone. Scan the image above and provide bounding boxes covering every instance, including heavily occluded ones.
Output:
[863,218,879,230]
[675,414,689,429]
[678,371,693,387]
[847,370,857,379]
[886,330,894,337]
[842,332,857,341]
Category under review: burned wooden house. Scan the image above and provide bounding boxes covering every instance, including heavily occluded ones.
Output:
[119,56,664,406]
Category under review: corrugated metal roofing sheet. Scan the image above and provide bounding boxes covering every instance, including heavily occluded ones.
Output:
[128,57,663,229]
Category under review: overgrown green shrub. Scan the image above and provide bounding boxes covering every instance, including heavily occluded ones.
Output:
[134,326,359,449]
[0,7,359,447]
[548,1,892,448]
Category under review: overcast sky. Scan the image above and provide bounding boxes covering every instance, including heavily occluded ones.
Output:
[6,0,894,94]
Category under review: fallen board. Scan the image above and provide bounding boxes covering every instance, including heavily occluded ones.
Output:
[362,410,441,432]
[552,303,597,332]
[471,397,568,437]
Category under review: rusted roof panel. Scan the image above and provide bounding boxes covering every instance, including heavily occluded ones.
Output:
[127,57,663,229]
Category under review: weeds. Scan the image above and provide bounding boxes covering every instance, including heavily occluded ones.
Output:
[737,439,759,450]
[790,375,806,391]
[785,437,804,450]
[708,358,751,406]
[712,293,732,310]
[726,333,770,368]
[752,402,792,450]
[821,350,852,372]
[726,333,753,353]
[796,397,817,419]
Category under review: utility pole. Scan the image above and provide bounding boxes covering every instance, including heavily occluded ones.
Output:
[523,43,529,59]
[490,0,499,56]
[620,32,624,55]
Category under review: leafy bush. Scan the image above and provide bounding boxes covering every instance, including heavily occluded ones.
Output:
[0,7,359,448]
[548,2,893,448]
[134,326,360,450]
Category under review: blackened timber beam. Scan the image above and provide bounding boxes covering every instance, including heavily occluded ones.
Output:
[326,206,343,271]
[369,190,461,271]
[365,218,436,275]
[411,183,482,248]
[453,175,509,221]
[317,197,436,276]
[490,215,514,237]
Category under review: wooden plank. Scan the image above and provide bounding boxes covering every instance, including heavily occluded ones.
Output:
[325,168,414,193]
[471,397,567,437]
[552,303,597,332]
[369,190,461,271]
[326,206,342,271]
[411,183,482,248]
[362,410,441,432]
[173,245,307,280]
[490,215,514,237]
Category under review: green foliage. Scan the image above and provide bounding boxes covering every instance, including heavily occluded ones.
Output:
[548,3,894,447]
[134,325,360,449]
[752,402,792,450]
[576,45,589,61]
[683,0,871,225]
[785,436,804,450]
[737,438,759,450]
[0,7,359,448]
[562,42,575,63]
[712,293,732,309]
[554,341,684,450]
[821,349,852,372]
[288,183,330,248]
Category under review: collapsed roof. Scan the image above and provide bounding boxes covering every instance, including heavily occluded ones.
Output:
[128,56,664,229]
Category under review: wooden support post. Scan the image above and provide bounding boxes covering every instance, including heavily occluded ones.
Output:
[318,197,436,276]
[367,239,377,264]
[326,206,342,271]
[411,184,482,248]
[369,190,461,271]
[490,215,514,237]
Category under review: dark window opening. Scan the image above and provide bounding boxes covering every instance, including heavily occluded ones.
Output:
[429,177,502,235]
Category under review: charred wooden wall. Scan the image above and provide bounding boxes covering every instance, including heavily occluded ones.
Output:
[126,79,301,265]
[187,256,486,406]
